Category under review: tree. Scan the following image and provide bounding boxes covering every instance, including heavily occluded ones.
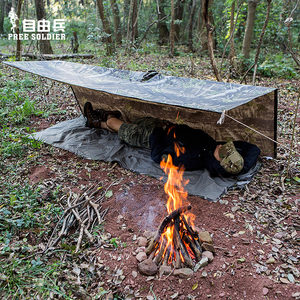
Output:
[157,0,169,45]
[131,0,139,41]
[200,0,214,51]
[110,0,122,45]
[242,0,259,59]
[174,0,185,42]
[229,0,236,62]
[16,0,23,60]
[187,0,196,52]
[34,0,53,54]
[203,0,222,81]
[96,0,115,55]
[0,0,5,34]
[170,0,175,56]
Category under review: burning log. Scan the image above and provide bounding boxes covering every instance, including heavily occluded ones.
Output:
[146,205,191,255]
[144,204,212,273]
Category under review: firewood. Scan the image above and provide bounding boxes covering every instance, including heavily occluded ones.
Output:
[149,205,192,253]
[174,218,194,268]
[182,235,201,261]
[153,237,167,265]
[175,249,182,269]
[163,245,171,266]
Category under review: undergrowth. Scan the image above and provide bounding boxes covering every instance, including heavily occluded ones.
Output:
[0,68,70,299]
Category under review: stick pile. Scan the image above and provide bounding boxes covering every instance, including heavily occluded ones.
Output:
[46,185,109,253]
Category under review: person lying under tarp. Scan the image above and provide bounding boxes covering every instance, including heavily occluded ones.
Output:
[84,102,261,177]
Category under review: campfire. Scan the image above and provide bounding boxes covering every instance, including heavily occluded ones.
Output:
[137,144,214,276]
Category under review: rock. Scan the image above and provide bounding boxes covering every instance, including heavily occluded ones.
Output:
[202,242,215,253]
[194,257,209,272]
[174,268,193,278]
[266,257,275,264]
[137,237,148,247]
[132,271,137,278]
[144,230,155,240]
[202,251,214,262]
[136,252,147,262]
[136,246,146,253]
[159,265,172,277]
[146,296,154,300]
[198,231,213,244]
[262,288,269,295]
[138,259,158,276]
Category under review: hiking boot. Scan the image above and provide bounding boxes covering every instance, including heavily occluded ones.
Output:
[84,102,105,128]
[84,102,122,128]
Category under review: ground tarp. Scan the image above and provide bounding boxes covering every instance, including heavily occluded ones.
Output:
[3,60,277,157]
[31,116,261,201]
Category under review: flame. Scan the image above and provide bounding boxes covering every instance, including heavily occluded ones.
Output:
[157,137,196,264]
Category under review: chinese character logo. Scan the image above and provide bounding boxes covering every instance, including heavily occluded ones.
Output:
[22,19,65,33]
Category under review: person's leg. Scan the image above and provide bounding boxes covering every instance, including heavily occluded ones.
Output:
[106,117,124,132]
[117,117,157,148]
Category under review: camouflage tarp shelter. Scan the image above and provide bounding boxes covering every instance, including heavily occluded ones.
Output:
[3,61,277,157]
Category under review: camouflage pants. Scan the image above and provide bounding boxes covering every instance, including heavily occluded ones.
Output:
[118,117,167,149]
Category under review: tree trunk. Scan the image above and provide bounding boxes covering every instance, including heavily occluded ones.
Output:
[170,0,175,56]
[240,0,272,84]
[96,0,115,55]
[110,0,122,45]
[12,0,16,9]
[0,0,5,34]
[71,31,79,53]
[16,0,23,60]
[229,0,236,61]
[203,0,222,81]
[174,0,185,42]
[157,0,169,45]
[131,0,138,41]
[188,0,196,52]
[242,0,258,59]
[123,0,130,37]
[34,0,53,54]
[200,0,214,51]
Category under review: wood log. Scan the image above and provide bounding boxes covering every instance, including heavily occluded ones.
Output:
[183,235,201,261]
[153,237,167,265]
[163,245,171,266]
[175,249,182,269]
[0,52,94,59]
[174,218,194,268]
[153,206,191,244]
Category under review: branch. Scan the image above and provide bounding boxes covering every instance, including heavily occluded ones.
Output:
[204,0,222,82]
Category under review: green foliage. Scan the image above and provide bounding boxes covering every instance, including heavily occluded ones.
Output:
[0,184,61,233]
[258,54,298,78]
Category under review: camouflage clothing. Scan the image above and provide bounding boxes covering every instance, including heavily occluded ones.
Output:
[219,141,244,174]
[118,117,167,149]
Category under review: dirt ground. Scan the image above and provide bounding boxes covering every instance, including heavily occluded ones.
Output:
[3,60,299,299]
